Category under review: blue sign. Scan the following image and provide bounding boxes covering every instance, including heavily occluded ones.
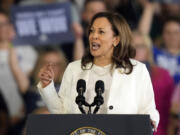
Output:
[11,2,74,46]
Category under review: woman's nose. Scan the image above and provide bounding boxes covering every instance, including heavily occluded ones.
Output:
[91,32,98,39]
[46,62,55,69]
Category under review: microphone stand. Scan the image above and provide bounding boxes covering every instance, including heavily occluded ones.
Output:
[89,95,104,114]
[76,95,104,114]
[93,106,100,114]
[78,105,86,114]
[83,101,91,114]
[76,95,86,114]
[87,105,92,114]
[75,79,104,114]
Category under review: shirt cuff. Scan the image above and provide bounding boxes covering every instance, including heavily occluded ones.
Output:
[37,81,57,99]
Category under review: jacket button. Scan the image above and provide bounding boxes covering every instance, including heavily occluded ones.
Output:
[109,105,113,110]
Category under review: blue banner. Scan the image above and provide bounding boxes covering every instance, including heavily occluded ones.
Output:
[11,2,74,46]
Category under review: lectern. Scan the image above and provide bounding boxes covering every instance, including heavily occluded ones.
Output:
[26,114,153,135]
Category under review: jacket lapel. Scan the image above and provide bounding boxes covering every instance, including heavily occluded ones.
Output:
[107,68,127,107]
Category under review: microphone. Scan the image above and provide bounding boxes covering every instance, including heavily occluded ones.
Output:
[95,80,104,97]
[92,80,104,114]
[75,79,89,114]
[76,79,86,96]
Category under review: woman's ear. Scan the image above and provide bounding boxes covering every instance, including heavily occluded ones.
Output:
[113,36,120,47]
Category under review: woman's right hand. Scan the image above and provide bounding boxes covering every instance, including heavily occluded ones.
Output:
[38,63,55,88]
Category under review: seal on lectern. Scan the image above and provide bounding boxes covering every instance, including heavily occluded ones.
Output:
[70,127,106,135]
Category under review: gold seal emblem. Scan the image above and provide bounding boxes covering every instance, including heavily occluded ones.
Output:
[70,127,106,135]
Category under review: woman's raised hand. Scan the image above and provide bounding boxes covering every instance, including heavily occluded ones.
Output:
[38,63,55,88]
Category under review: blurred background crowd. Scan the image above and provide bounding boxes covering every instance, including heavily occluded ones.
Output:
[0,0,180,135]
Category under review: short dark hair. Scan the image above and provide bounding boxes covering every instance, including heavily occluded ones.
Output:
[81,12,136,74]
[163,17,180,30]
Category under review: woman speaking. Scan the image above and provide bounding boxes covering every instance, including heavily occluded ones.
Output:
[37,12,159,130]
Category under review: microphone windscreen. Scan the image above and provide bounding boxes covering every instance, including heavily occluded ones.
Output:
[95,80,104,93]
[77,79,86,92]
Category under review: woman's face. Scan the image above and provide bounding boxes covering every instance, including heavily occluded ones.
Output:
[163,21,180,49]
[41,52,64,82]
[0,14,14,42]
[83,1,107,24]
[132,35,148,62]
[89,17,118,60]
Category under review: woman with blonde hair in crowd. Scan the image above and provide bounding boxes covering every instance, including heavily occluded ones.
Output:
[23,46,68,114]
[132,31,175,135]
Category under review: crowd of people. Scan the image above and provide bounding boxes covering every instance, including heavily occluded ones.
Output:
[0,0,180,135]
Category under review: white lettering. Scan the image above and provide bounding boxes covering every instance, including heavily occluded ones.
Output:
[16,19,37,36]
[38,16,67,34]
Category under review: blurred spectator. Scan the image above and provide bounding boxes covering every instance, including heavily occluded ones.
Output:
[132,31,175,135]
[15,45,38,75]
[152,2,180,42]
[161,3,180,19]
[0,0,14,12]
[0,8,25,122]
[135,0,180,42]
[135,0,180,85]
[153,18,180,84]
[137,0,157,36]
[21,107,49,135]
[105,0,138,29]
[81,0,107,47]
[0,8,38,135]
[0,91,10,135]
[0,8,37,75]
[168,83,180,135]
[82,0,107,29]
[23,46,68,114]
[71,0,85,14]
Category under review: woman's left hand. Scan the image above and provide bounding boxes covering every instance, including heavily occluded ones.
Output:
[151,120,157,132]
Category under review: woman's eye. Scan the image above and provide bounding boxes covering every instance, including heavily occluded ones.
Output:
[89,29,94,33]
[99,30,104,34]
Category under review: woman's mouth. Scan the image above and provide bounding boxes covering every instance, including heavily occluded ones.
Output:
[91,42,100,50]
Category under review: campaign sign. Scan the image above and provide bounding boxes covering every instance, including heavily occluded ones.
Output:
[10,2,74,46]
